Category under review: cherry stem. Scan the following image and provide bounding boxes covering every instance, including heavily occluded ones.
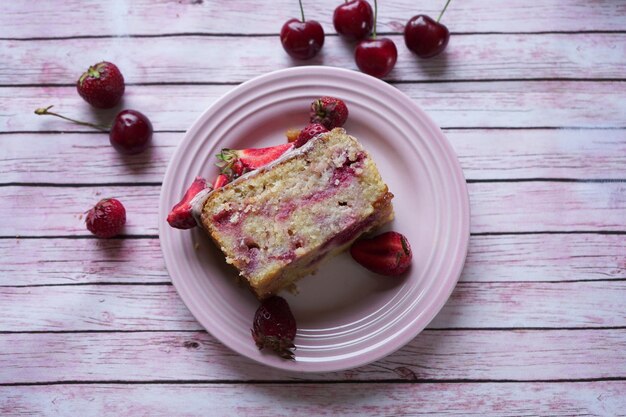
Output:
[298,0,305,22]
[372,0,377,39]
[437,0,452,23]
[34,105,109,132]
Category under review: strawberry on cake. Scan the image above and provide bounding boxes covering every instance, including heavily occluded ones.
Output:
[195,128,394,299]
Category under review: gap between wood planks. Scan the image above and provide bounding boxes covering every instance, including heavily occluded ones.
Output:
[17,277,626,288]
[2,231,626,240]
[1,377,625,387]
[3,127,625,136]
[3,78,626,88]
[1,30,625,41]
[2,178,626,188]
[1,326,626,334]
[2,277,626,288]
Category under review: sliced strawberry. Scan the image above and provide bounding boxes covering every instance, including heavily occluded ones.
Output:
[216,143,293,179]
[213,174,230,189]
[251,296,296,360]
[350,231,412,276]
[167,176,210,229]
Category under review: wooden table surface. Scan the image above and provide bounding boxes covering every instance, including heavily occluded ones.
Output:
[1,1,626,415]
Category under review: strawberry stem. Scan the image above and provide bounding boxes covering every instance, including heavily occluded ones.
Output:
[372,0,377,39]
[34,105,109,132]
[437,0,452,23]
[88,65,101,78]
[298,0,305,22]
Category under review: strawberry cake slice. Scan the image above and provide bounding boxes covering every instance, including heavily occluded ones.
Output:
[195,128,394,299]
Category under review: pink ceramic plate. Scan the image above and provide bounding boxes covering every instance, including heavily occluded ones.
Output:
[159,66,470,372]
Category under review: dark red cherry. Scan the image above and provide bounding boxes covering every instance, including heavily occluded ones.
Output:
[280,18,325,60]
[404,14,450,58]
[109,110,153,155]
[333,0,374,41]
[355,38,397,78]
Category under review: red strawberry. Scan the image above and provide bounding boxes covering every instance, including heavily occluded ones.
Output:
[231,159,245,177]
[167,176,210,229]
[216,143,293,179]
[350,231,412,276]
[76,62,125,109]
[294,123,328,148]
[213,173,230,189]
[251,296,296,360]
[85,198,126,238]
[310,96,349,129]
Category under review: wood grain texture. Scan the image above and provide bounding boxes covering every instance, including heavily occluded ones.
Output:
[3,0,626,411]
[2,0,625,37]
[1,182,624,237]
[2,234,624,286]
[468,181,626,233]
[0,185,162,236]
[0,132,178,184]
[3,129,626,184]
[3,34,626,84]
[2,382,625,417]
[0,238,167,285]
[1,281,625,332]
[461,234,626,283]
[1,329,625,383]
[6,83,625,133]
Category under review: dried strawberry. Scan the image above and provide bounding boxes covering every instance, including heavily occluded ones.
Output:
[167,176,210,229]
[350,231,412,276]
[212,174,229,189]
[216,143,293,179]
[251,296,296,360]
[76,61,125,109]
[85,198,126,238]
[310,96,349,129]
[294,123,328,148]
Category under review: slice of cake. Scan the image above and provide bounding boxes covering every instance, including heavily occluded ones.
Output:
[198,128,394,299]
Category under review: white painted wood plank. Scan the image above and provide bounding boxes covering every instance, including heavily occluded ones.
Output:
[0,330,625,383]
[461,234,626,283]
[1,182,624,237]
[0,132,178,184]
[2,129,625,183]
[431,281,626,328]
[0,285,198,331]
[467,181,626,233]
[6,83,625,133]
[450,129,626,180]
[2,34,625,84]
[2,234,624,286]
[1,281,625,332]
[2,0,625,37]
[2,381,626,417]
[0,185,162,236]
[0,238,168,285]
